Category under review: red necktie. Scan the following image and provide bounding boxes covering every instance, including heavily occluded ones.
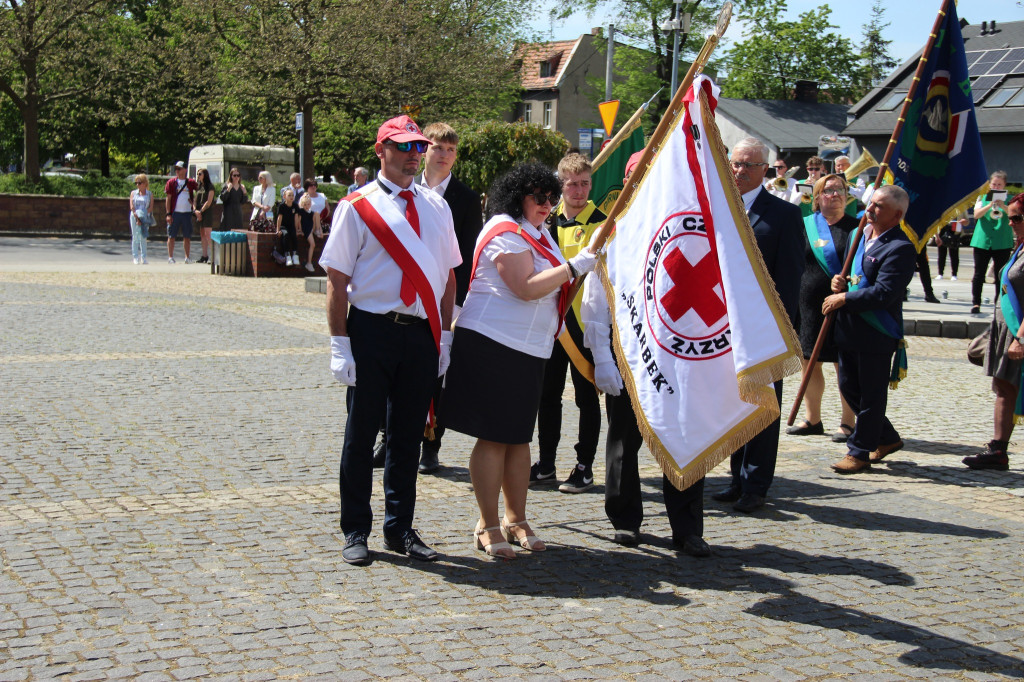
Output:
[398,190,421,306]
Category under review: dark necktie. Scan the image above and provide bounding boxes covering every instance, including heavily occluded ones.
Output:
[398,190,420,306]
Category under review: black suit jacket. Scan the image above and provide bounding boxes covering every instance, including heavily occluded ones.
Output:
[748,188,805,329]
[834,226,916,355]
[417,173,483,305]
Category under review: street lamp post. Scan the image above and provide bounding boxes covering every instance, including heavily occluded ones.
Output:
[661,0,691,95]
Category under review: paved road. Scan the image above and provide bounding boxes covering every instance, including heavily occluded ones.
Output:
[1,243,1023,679]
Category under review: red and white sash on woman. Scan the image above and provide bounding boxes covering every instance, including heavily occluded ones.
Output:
[344,187,444,352]
[469,220,573,338]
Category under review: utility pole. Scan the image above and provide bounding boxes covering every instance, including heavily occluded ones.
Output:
[605,24,615,102]
[662,0,691,95]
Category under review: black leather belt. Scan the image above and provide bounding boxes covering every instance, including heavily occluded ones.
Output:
[379,310,424,325]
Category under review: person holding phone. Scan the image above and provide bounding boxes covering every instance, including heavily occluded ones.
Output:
[971,170,1013,314]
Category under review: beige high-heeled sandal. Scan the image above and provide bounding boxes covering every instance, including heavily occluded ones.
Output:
[474,521,516,559]
[501,518,546,552]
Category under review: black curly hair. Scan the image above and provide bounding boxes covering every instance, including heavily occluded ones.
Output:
[486,162,561,221]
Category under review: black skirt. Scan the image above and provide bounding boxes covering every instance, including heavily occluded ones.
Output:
[440,328,547,444]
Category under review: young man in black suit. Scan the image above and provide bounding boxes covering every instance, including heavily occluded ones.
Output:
[822,185,916,474]
[711,137,804,513]
[414,122,484,473]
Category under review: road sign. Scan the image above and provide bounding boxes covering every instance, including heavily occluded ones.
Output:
[578,128,593,152]
[598,100,620,138]
[295,113,303,131]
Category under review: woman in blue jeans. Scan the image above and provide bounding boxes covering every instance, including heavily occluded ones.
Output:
[128,174,153,265]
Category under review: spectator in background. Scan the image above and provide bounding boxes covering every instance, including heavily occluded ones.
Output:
[971,171,1013,315]
[193,169,216,264]
[165,161,197,264]
[277,188,300,267]
[935,211,968,281]
[219,168,248,231]
[834,155,866,200]
[296,193,322,272]
[250,171,276,226]
[304,178,330,225]
[282,173,304,204]
[129,174,154,265]
[348,167,369,194]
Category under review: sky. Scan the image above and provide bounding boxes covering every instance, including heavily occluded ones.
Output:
[532,0,1024,66]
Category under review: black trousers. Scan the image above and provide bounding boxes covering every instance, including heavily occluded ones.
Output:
[537,340,601,468]
[916,247,934,297]
[728,380,783,497]
[973,247,1011,307]
[937,233,960,276]
[339,307,437,537]
[279,225,297,253]
[837,348,900,461]
[604,386,704,538]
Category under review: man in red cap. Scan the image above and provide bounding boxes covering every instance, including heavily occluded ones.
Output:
[319,115,461,566]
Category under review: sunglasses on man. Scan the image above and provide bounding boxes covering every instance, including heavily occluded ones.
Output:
[385,140,429,153]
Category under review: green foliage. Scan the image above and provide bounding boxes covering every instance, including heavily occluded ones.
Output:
[455,121,569,196]
[860,0,897,88]
[0,172,137,198]
[721,0,863,102]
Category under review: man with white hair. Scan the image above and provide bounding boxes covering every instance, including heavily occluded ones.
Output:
[349,167,369,194]
[834,155,866,201]
[821,185,916,474]
[711,137,803,513]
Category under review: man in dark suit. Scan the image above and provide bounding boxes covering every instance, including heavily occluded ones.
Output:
[712,137,804,513]
[822,185,915,473]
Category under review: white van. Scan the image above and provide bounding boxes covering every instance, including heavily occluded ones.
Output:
[187,145,295,188]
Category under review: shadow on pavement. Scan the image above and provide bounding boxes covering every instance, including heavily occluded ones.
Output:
[747,593,1024,677]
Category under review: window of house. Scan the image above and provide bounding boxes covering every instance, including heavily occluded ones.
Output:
[1007,88,1024,107]
[543,102,552,129]
[524,103,532,124]
[539,61,552,78]
[877,91,906,111]
[984,87,1021,107]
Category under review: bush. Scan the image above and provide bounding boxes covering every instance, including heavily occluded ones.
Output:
[455,121,570,196]
[0,172,141,199]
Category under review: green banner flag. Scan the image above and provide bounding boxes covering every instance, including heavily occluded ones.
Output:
[590,124,645,215]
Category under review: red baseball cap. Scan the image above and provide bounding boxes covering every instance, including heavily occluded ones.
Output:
[624,151,644,179]
[377,115,431,145]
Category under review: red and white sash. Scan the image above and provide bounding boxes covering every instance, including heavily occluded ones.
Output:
[469,220,573,338]
[344,188,444,351]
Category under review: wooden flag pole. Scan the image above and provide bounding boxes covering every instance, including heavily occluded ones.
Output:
[786,0,951,426]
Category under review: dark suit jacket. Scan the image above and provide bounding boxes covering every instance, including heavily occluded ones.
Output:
[834,226,916,355]
[417,173,483,305]
[748,188,805,328]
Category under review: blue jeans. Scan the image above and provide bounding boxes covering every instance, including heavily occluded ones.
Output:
[130,214,149,260]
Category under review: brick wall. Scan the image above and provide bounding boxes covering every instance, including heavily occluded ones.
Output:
[0,193,251,239]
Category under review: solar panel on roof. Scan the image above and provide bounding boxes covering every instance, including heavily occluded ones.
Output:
[972,74,1006,104]
[1008,48,1024,61]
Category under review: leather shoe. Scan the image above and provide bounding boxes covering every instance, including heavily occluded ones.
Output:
[711,485,741,502]
[418,445,440,474]
[342,532,370,566]
[868,439,904,462]
[612,529,640,547]
[832,454,871,474]
[733,492,765,513]
[372,439,386,468]
[962,448,1010,471]
[786,419,824,436]
[673,535,711,557]
[385,529,439,562]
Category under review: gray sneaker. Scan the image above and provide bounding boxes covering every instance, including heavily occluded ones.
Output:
[168,257,175,264]
[184,257,193,264]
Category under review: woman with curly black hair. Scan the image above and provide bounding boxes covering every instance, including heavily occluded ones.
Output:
[442,162,599,559]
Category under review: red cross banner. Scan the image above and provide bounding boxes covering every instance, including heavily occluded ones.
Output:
[597,75,802,491]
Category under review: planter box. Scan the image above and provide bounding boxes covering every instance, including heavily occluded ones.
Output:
[244,230,327,277]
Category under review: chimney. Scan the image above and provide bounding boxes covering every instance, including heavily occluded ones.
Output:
[591,27,603,37]
[981,21,988,35]
[795,80,819,103]
[991,20,998,32]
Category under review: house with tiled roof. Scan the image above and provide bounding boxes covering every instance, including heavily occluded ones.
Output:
[843,18,1024,180]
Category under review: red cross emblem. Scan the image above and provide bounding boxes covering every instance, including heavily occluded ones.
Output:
[660,245,725,327]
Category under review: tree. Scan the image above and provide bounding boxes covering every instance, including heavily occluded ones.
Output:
[455,121,569,195]
[557,0,724,132]
[0,0,115,181]
[860,0,897,89]
[720,0,863,103]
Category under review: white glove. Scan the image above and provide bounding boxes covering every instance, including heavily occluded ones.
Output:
[594,359,623,396]
[438,330,454,377]
[568,248,599,276]
[330,336,356,385]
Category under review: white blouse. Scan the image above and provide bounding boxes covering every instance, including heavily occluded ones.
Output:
[456,214,566,358]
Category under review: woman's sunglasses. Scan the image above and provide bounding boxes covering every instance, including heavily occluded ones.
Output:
[1009,214,1023,224]
[386,140,428,153]
[528,192,557,205]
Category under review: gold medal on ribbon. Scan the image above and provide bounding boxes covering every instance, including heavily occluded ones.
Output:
[850,274,862,285]
[814,239,827,248]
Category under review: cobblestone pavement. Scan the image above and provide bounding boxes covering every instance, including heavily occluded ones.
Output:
[1,268,1023,680]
